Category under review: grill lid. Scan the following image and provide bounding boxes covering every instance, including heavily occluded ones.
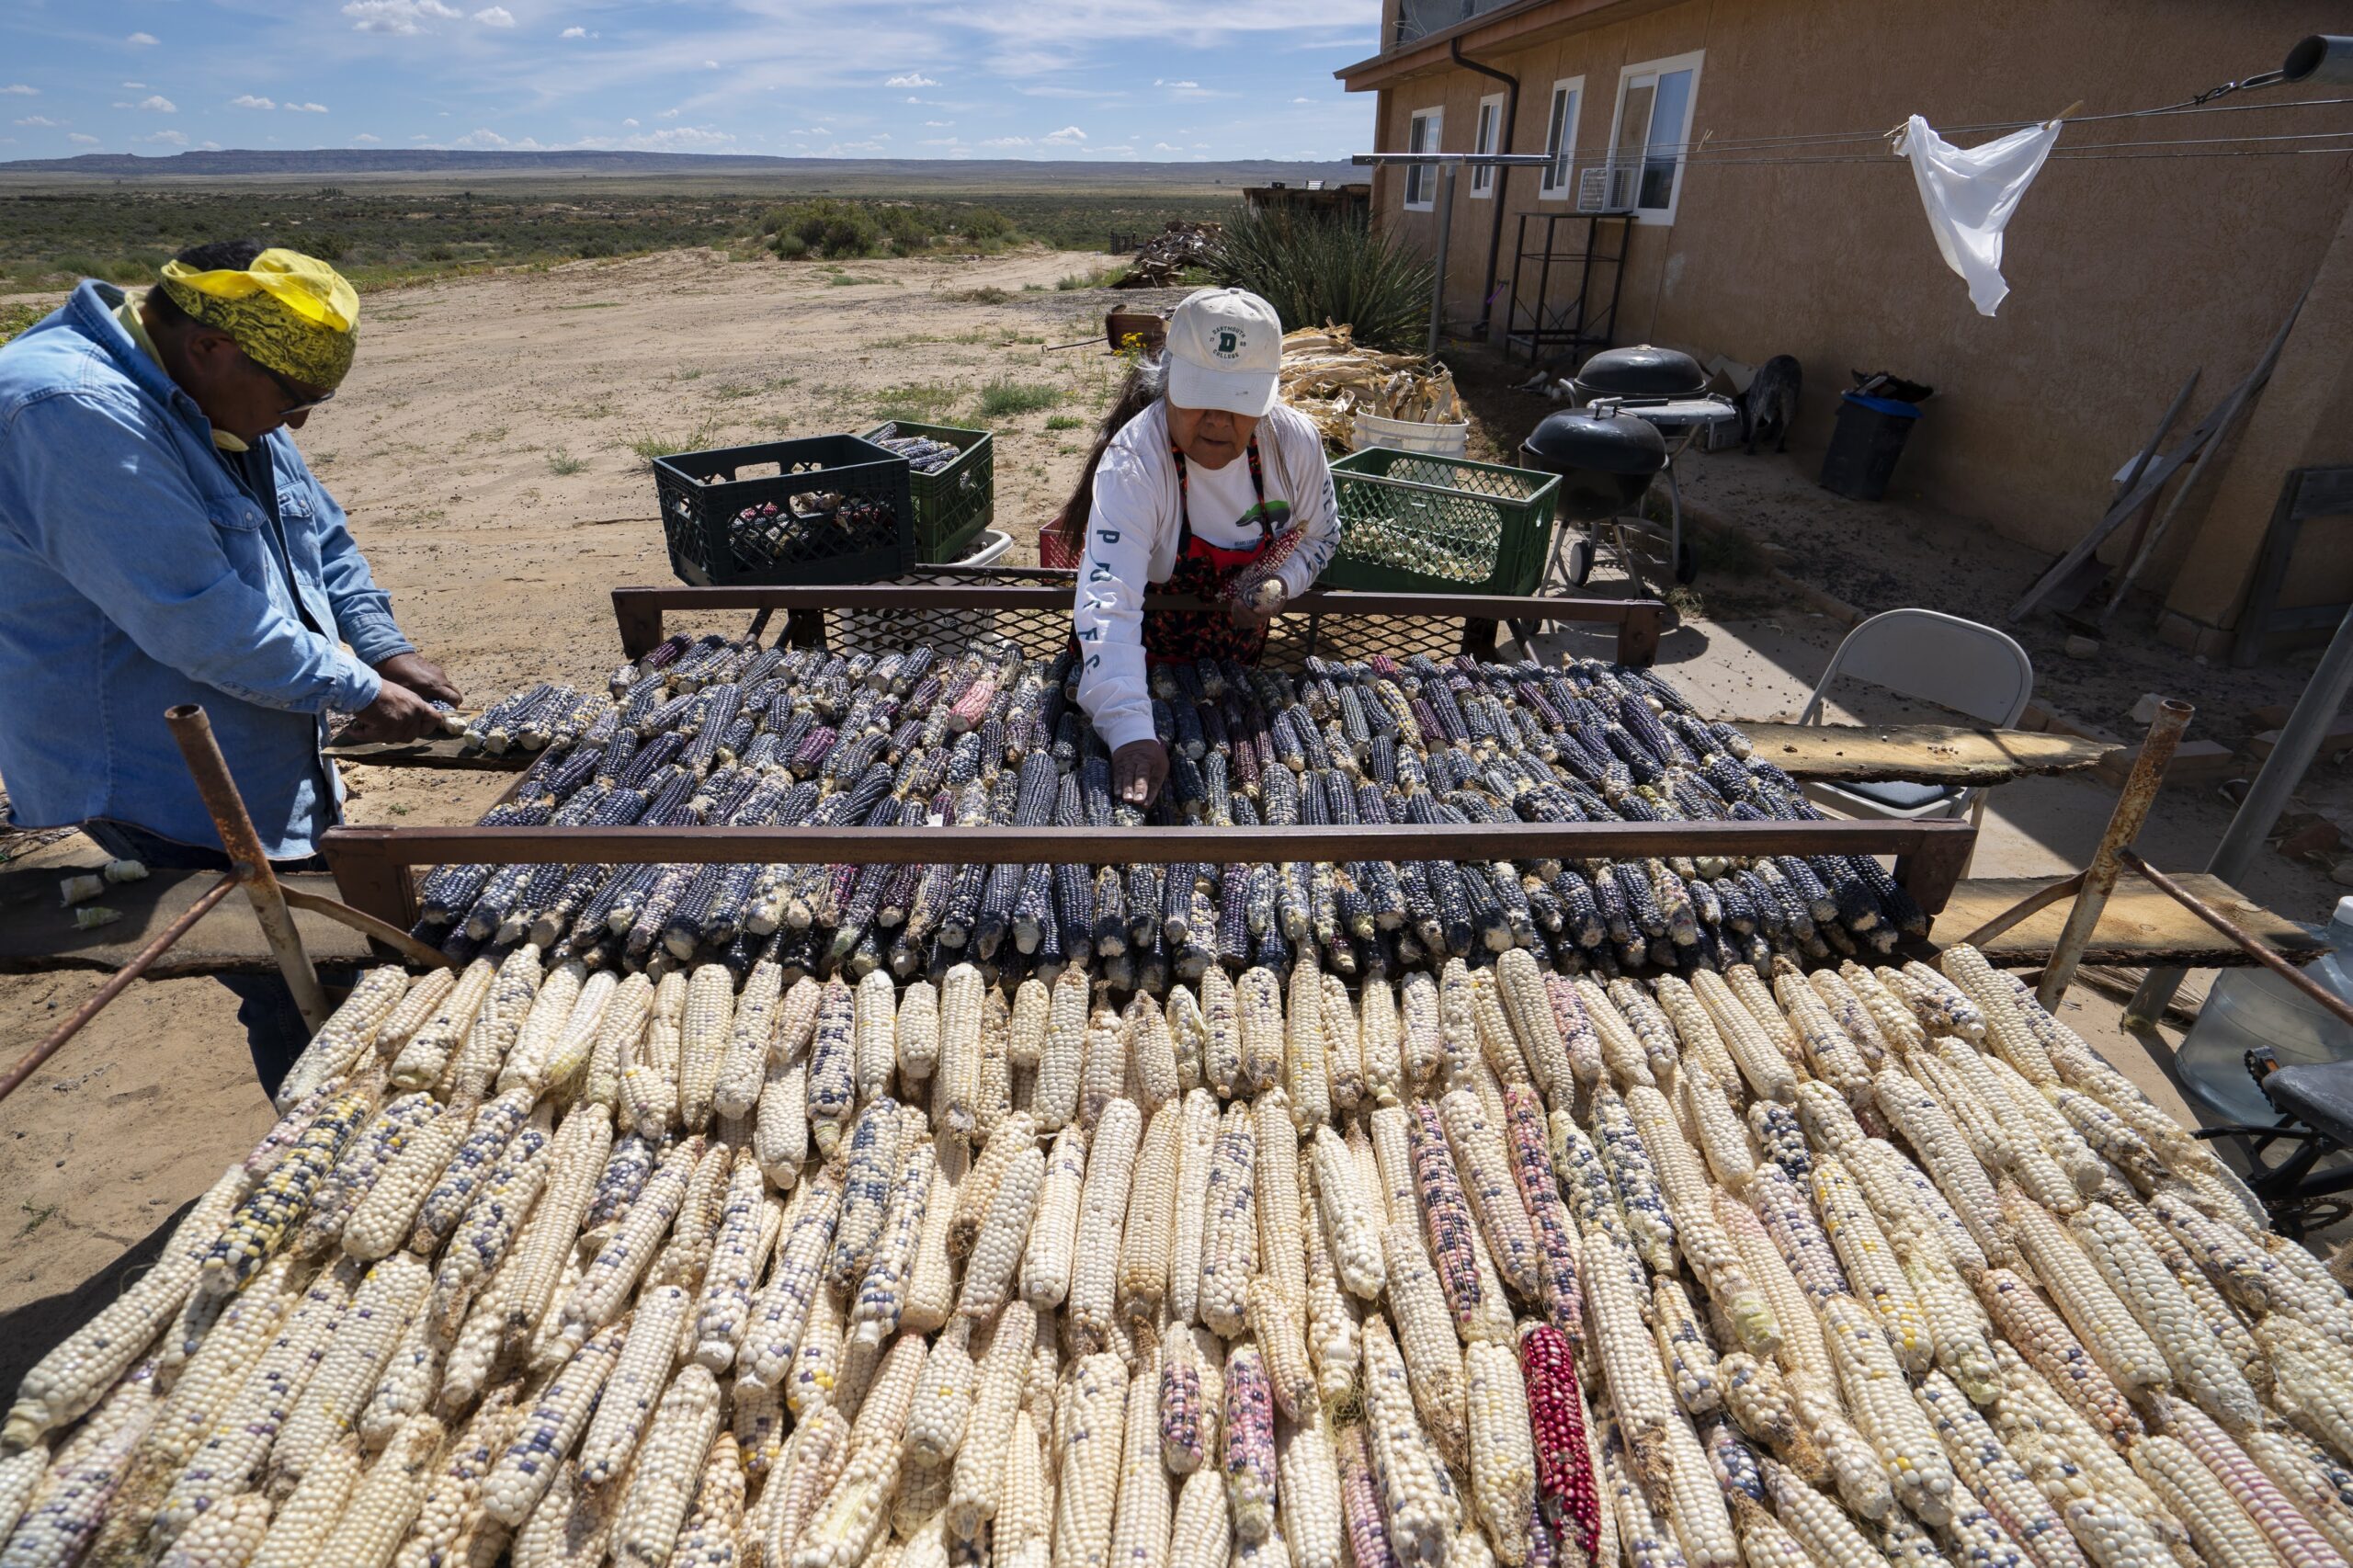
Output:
[1573,343,1708,399]
[1519,409,1665,523]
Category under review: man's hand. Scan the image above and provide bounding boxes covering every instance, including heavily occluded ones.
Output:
[336,678,446,745]
[374,651,461,708]
[1112,738,1169,809]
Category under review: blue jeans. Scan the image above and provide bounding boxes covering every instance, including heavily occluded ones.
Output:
[80,818,323,1097]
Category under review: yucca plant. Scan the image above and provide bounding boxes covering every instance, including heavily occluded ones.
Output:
[1208,208,1433,352]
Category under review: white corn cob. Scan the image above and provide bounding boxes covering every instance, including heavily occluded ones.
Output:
[388,957,495,1090]
[1127,991,1182,1115]
[708,958,787,1119]
[445,941,543,1100]
[904,1135,967,1335]
[928,963,983,1140]
[1689,967,1796,1102]
[1762,1456,1885,1567]
[1078,1005,1127,1133]
[1715,1188,1832,1390]
[1110,1346,1173,1568]
[1019,1130,1084,1312]
[545,1137,700,1364]
[976,983,1015,1141]
[5,1165,245,1446]
[907,1316,978,1462]
[738,1166,842,1391]
[1120,1100,1182,1318]
[1399,969,1442,1087]
[762,1406,851,1568]
[338,1411,443,1568]
[1464,1338,1539,1563]
[248,1435,365,1568]
[756,1053,811,1189]
[1872,1066,2009,1266]
[794,1334,926,1568]
[377,965,459,1059]
[1169,1089,1220,1325]
[578,1282,690,1486]
[694,1151,780,1368]
[949,1301,1038,1537]
[1604,975,1682,1085]
[1359,1312,1459,1562]
[2003,1188,2169,1392]
[1679,1064,1756,1193]
[1940,945,2057,1079]
[1166,1468,1229,1568]
[1052,1350,1130,1568]
[1381,1219,1470,1469]
[1198,1104,1258,1339]
[1823,1293,1958,1525]
[1000,1407,1055,1568]
[1776,965,1876,1109]
[612,1364,723,1568]
[1237,965,1285,1095]
[1359,975,1404,1108]
[1308,1125,1383,1300]
[2159,1393,2346,1568]
[1581,1225,1676,1448]
[1068,1096,1142,1350]
[2073,1201,2259,1429]
[1571,973,1653,1089]
[1656,1405,1741,1568]
[2131,1433,2286,1568]
[1009,977,1050,1074]
[1648,973,1742,1096]
[153,1492,272,1568]
[853,965,899,1109]
[1035,968,1089,1131]
[342,1099,477,1263]
[1811,1154,1929,1374]
[1276,1399,1344,1568]
[269,1252,431,1492]
[392,1383,519,1568]
[278,966,408,1110]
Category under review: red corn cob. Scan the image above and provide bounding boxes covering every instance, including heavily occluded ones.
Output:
[1336,1423,1402,1568]
[1221,525,1309,608]
[1520,1322,1602,1568]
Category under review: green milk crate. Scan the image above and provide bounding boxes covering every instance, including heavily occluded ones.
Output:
[1320,448,1561,597]
[861,420,995,563]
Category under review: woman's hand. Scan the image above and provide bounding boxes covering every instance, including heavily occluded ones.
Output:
[1111,738,1169,808]
[1229,580,1284,631]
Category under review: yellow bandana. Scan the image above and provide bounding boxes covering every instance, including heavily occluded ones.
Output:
[157,248,360,391]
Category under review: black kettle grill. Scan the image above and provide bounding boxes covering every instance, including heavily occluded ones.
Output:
[1571,343,1710,402]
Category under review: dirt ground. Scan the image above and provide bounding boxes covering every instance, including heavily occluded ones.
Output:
[5,244,2348,1379]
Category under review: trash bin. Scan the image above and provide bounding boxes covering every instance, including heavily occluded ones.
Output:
[1819,392,1923,501]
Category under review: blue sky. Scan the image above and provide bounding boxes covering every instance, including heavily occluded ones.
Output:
[0,0,1378,165]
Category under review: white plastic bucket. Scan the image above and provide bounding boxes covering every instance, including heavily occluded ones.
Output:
[1352,411,1471,459]
[842,530,1016,652]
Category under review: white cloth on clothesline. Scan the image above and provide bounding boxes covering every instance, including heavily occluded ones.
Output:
[1895,113,2062,317]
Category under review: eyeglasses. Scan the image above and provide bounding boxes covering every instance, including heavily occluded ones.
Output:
[240,347,335,415]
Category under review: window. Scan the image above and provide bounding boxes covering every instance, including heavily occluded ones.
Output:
[1470,93,1505,198]
[1404,106,1442,210]
[1538,76,1583,200]
[1607,50,1703,222]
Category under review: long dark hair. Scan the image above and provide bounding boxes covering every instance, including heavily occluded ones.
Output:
[1053,352,1168,538]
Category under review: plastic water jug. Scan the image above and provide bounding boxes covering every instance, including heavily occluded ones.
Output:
[2175,895,2353,1125]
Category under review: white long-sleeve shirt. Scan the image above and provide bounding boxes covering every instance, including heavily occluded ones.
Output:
[1073,400,1337,752]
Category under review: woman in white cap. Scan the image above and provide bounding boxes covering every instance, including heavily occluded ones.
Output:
[1064,287,1338,808]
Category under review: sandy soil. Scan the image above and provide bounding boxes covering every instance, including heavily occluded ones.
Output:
[5,243,2348,1381]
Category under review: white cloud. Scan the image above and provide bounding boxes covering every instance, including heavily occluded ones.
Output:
[232,95,276,109]
[473,6,515,25]
[885,73,938,87]
[919,136,961,146]
[69,132,99,144]
[1042,124,1086,144]
[199,141,221,150]
[1290,96,1313,103]
[702,59,719,68]
[657,107,679,119]
[452,126,540,148]
[286,102,329,113]
[980,135,1032,147]
[1154,142,1181,151]
[120,82,145,90]
[925,119,952,127]
[342,0,460,35]
[0,85,36,96]
[15,116,63,127]
[622,117,639,127]
[560,26,587,37]
[141,129,188,145]
[126,31,158,45]
[1154,78,1199,87]
[353,132,382,142]
[136,95,176,113]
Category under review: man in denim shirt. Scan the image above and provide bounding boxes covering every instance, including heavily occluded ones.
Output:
[0,238,460,875]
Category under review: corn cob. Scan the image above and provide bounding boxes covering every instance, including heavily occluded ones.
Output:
[1400,970,1442,1087]
[2000,1187,2169,1392]
[610,1364,722,1568]
[1581,1226,1676,1455]
[1822,1294,1957,1525]
[377,966,460,1060]
[542,1138,699,1366]
[795,1331,926,1568]
[1220,1344,1278,1546]
[1654,1403,1741,1568]
[1109,1346,1173,1568]
[1589,1088,1677,1275]
[388,958,496,1091]
[1120,1101,1181,1318]
[1870,1066,2010,1266]
[2157,1393,2342,1568]
[1972,1266,2142,1439]
[2255,1314,2353,1469]
[1197,1103,1259,1339]
[1438,1087,1541,1299]
[943,1300,1034,1537]
[2131,1433,2284,1568]
[1677,1065,1755,1194]
[1652,1274,1723,1416]
[1276,1398,1345,1568]
[2069,1201,2259,1430]
[1686,968,1795,1103]
[1810,1154,1929,1373]
[278,968,410,1111]
[1068,1096,1142,1350]
[2241,1428,2353,1564]
[263,1250,430,1494]
[1597,1415,1679,1568]
[1024,966,1086,1132]
[1913,1369,2086,1568]
[690,1150,777,1368]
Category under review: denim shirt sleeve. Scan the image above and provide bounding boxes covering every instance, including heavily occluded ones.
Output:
[6,389,383,715]
[297,454,415,666]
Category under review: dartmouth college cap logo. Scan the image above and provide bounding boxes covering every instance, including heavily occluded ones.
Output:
[1214,326,1244,358]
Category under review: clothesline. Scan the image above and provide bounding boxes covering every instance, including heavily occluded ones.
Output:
[1574,95,2353,161]
[1497,129,2353,175]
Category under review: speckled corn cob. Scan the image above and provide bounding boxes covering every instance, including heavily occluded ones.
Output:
[1581,1225,1675,1451]
[1913,1369,2084,1568]
[1713,1189,1831,1391]
[2156,1393,2339,1568]
[1652,1275,1723,1416]
[2002,1188,2168,1392]
[342,1099,476,1263]
[1197,1104,1259,1339]
[152,1492,272,1568]
[2131,1433,2281,1568]
[1810,1154,1928,1373]
[807,976,857,1156]
[608,1363,722,1567]
[2072,1201,2258,1430]
[850,1140,933,1347]
[388,957,495,1091]
[1762,1455,1886,1567]
[1973,1267,2142,1440]
[829,1096,904,1290]
[1821,1294,1956,1525]
[947,1300,1035,1537]
[392,1383,518,1568]
[2241,1428,2353,1564]
[205,1085,374,1295]
[1222,1344,1278,1545]
[277,967,408,1111]
[267,1252,431,1493]
[545,1138,700,1367]
[1588,1088,1677,1275]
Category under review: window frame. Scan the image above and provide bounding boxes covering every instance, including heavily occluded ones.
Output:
[1536,75,1584,201]
[1469,91,1505,199]
[1404,105,1443,211]
[1606,49,1704,223]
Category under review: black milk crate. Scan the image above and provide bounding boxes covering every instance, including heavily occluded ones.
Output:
[859,420,995,564]
[654,434,914,586]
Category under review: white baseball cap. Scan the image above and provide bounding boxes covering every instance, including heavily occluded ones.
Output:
[1165,287,1283,418]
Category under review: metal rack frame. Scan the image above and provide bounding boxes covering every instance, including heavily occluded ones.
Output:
[1506,211,1632,368]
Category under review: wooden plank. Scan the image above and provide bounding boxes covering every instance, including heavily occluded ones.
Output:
[1931,872,2321,968]
[1739,722,2117,785]
[0,869,378,976]
[324,737,530,771]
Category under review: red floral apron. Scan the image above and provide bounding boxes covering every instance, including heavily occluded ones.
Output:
[1143,437,1280,665]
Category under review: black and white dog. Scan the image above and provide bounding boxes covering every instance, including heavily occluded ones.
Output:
[1740,355,1802,453]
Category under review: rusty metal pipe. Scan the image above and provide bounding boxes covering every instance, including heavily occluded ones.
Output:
[0,873,238,1106]
[2120,849,2353,1035]
[2038,698,2193,1009]
[165,704,333,1033]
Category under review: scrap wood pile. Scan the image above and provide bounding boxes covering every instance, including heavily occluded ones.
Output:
[404,628,1927,987]
[1279,325,1463,454]
[9,930,2352,1568]
[1114,222,1224,289]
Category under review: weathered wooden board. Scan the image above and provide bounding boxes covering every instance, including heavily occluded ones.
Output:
[326,737,529,770]
[1739,722,2117,785]
[1931,873,2320,968]
[0,869,377,975]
